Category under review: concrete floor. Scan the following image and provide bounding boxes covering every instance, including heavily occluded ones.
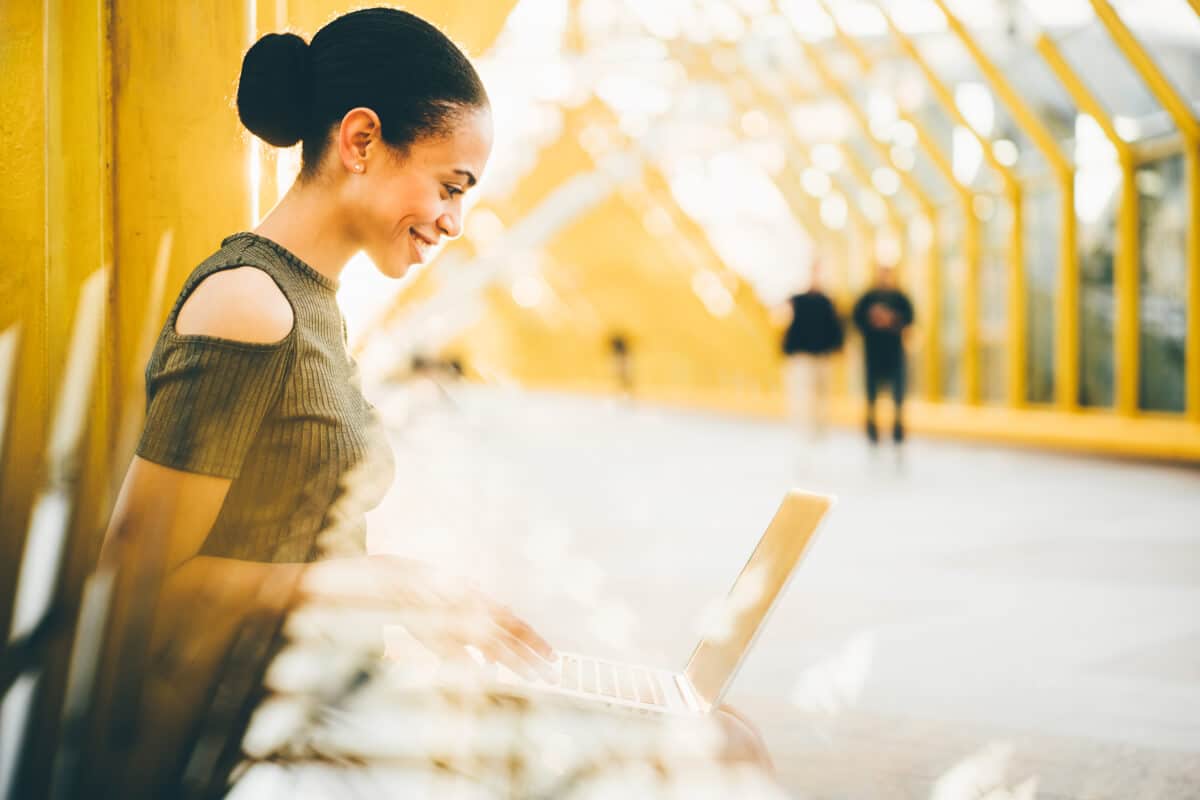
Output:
[365,382,1200,799]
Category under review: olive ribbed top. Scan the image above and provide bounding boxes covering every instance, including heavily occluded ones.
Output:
[136,231,395,563]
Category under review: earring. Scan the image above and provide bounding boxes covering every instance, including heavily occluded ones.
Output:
[354,163,364,173]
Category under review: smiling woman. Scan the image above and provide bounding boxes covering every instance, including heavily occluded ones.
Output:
[93,8,551,795]
[238,8,493,279]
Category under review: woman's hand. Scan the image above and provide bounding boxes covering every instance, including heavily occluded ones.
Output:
[399,583,558,683]
[306,555,557,682]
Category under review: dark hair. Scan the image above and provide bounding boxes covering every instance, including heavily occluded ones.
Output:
[237,8,488,178]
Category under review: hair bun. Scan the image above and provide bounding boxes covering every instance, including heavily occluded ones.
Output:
[237,32,312,147]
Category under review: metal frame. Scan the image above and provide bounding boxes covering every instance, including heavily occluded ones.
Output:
[798,46,944,401]
[1088,0,1200,420]
[927,0,1073,411]
[870,0,1025,406]
[1034,33,1140,416]
[816,0,982,402]
[668,40,867,397]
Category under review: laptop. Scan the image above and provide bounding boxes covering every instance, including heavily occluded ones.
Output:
[500,490,834,715]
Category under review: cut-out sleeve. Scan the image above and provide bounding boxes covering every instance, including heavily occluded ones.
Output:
[136,336,294,478]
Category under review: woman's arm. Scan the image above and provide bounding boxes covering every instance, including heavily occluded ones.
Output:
[98,455,234,572]
[104,266,553,679]
[101,456,554,679]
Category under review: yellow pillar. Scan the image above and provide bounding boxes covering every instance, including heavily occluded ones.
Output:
[1089,0,1200,419]
[928,0,1075,411]
[816,0,984,402]
[0,0,50,634]
[1036,34,1140,416]
[873,0,1025,407]
[794,38,943,395]
[1,0,115,791]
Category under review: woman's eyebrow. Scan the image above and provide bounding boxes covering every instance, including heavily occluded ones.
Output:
[452,169,477,187]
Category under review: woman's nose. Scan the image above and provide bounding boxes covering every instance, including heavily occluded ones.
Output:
[437,211,461,239]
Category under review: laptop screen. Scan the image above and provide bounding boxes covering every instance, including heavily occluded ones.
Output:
[683,490,833,710]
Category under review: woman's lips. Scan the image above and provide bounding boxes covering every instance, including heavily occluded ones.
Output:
[409,228,437,263]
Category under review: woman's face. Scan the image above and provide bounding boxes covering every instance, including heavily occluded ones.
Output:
[348,107,493,279]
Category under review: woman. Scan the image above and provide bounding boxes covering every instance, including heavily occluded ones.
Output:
[99,7,769,792]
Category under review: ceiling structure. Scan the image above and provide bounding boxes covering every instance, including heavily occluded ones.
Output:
[352,0,1200,406]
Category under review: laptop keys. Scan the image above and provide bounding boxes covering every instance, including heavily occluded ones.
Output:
[616,666,637,701]
[634,668,659,705]
[561,655,581,691]
[597,662,617,697]
[581,659,599,694]
[552,655,666,707]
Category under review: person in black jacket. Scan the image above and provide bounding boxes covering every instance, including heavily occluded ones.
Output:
[781,264,844,439]
[852,265,914,444]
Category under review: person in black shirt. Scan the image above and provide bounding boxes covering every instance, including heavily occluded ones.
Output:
[781,264,844,439]
[852,266,914,444]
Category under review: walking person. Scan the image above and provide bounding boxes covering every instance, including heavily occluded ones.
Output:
[781,264,844,439]
[852,265,914,444]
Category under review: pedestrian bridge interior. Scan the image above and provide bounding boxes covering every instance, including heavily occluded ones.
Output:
[2,0,1199,797]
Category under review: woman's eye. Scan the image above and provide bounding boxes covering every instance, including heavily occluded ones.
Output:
[444,184,463,198]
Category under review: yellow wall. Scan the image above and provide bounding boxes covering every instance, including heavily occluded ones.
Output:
[0,3,519,793]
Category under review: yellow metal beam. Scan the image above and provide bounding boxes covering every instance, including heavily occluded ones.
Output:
[707,15,912,274]
[816,0,976,401]
[0,0,50,633]
[929,0,1071,178]
[871,0,1025,405]
[793,37,947,399]
[666,44,832,246]
[792,41,934,223]
[1088,0,1200,419]
[1089,0,1200,141]
[872,1,1015,187]
[670,42,871,309]
[927,0,1075,412]
[722,40,910,273]
[1035,34,1140,417]
[672,38,887,401]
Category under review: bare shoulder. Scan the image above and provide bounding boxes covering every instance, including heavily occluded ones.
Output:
[175,266,294,344]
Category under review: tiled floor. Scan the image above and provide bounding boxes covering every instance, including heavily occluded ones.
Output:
[366,382,1200,799]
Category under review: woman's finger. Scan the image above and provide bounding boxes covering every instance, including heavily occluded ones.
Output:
[479,638,542,682]
[488,623,558,682]
[491,605,555,661]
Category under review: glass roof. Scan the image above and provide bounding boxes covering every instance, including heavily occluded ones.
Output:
[459,0,1200,302]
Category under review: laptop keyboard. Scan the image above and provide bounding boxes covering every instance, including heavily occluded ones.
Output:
[556,654,665,706]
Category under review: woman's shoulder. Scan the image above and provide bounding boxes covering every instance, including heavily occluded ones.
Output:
[175,266,295,344]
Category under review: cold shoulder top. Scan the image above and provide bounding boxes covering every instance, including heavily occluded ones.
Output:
[135,231,395,562]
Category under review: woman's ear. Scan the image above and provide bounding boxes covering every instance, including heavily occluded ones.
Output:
[336,107,383,173]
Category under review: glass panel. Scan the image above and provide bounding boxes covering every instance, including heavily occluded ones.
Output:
[844,222,869,399]
[1053,25,1166,131]
[908,8,1056,183]
[979,247,1007,404]
[1023,184,1058,404]
[939,209,964,400]
[905,215,937,399]
[979,195,1010,404]
[952,1,1080,152]
[1109,0,1200,112]
[1137,150,1187,412]
[1077,174,1118,409]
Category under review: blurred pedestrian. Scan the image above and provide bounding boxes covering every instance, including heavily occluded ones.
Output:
[852,265,914,444]
[781,263,843,439]
[609,332,633,394]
